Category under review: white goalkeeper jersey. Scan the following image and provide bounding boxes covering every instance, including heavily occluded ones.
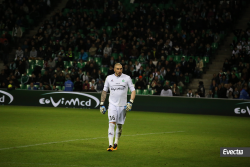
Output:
[103,73,135,106]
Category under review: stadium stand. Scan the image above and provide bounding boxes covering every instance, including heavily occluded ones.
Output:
[0,0,249,99]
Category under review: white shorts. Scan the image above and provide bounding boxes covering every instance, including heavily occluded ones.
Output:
[108,103,126,124]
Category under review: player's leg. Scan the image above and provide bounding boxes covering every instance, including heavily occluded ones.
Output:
[113,124,122,150]
[107,104,118,151]
[113,106,126,150]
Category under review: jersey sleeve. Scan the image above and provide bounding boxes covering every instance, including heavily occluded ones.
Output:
[103,76,109,92]
[128,76,135,92]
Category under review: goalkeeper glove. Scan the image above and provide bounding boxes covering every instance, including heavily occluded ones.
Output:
[125,99,133,111]
[100,102,106,114]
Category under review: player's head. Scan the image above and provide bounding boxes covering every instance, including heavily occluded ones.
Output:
[114,63,123,76]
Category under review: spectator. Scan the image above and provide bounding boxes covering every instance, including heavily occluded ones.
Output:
[172,83,180,96]
[21,72,29,85]
[89,79,96,90]
[135,75,146,90]
[28,82,37,90]
[187,89,193,97]
[160,85,173,96]
[38,82,44,90]
[210,80,218,91]
[239,86,249,99]
[12,24,23,45]
[52,85,59,91]
[29,47,38,60]
[82,80,90,91]
[48,57,55,69]
[2,40,11,64]
[220,75,228,84]
[195,57,203,78]
[66,47,74,61]
[102,54,110,67]
[44,85,52,90]
[7,80,15,90]
[64,74,74,91]
[103,44,112,56]
[198,81,205,97]
[194,92,200,98]
[79,49,88,61]
[96,70,105,83]
[78,59,85,70]
[233,87,239,98]
[49,73,58,87]
[29,73,37,84]
[15,47,24,61]
[226,84,233,98]
[74,77,82,91]
[96,79,104,92]
[89,44,97,57]
[153,82,163,95]
[206,90,214,98]
[56,58,64,69]
[37,47,45,60]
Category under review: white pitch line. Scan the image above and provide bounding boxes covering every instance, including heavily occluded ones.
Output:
[0,131,184,151]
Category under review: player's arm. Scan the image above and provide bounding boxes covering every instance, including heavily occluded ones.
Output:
[100,77,109,114]
[125,77,136,111]
[130,90,136,101]
[101,90,107,102]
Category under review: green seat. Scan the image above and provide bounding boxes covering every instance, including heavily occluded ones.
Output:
[88,56,93,62]
[149,90,155,95]
[119,53,123,57]
[147,85,150,89]
[63,61,69,66]
[135,89,142,95]
[167,56,173,61]
[232,67,237,71]
[26,84,30,89]
[20,84,26,89]
[141,64,146,69]
[94,57,101,63]
[174,56,181,63]
[35,60,44,66]
[103,71,108,76]
[203,57,209,64]
[142,89,148,95]
[69,61,74,66]
[29,64,36,70]
[56,86,62,90]
[28,60,35,65]
[97,61,102,67]
[62,86,65,90]
[77,62,85,68]
[127,89,131,95]
[100,67,108,73]
[41,69,45,75]
[177,86,183,94]
[26,69,33,75]
[132,79,135,84]
[211,43,218,51]
[111,53,118,60]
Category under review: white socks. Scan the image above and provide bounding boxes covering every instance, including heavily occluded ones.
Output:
[108,123,115,146]
[108,123,123,146]
[115,124,122,145]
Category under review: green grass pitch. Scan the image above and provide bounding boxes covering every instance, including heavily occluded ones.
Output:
[0,106,249,167]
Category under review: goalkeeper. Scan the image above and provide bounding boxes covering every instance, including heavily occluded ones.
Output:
[100,63,136,151]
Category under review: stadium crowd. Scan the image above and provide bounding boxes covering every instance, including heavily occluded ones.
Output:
[206,27,250,99]
[0,0,248,98]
